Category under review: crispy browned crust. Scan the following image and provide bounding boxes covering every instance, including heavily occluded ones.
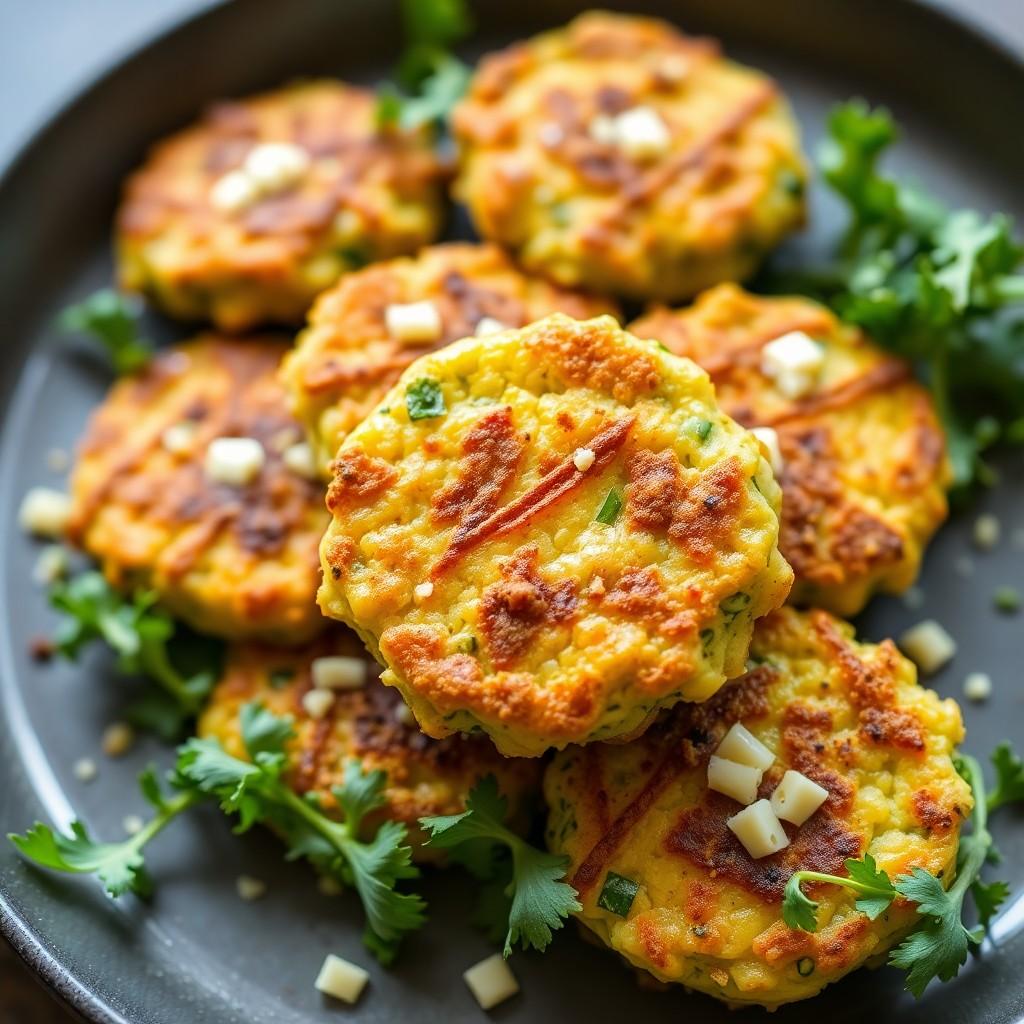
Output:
[545,607,971,1005]
[281,242,620,473]
[68,336,328,642]
[198,629,540,852]
[452,13,807,299]
[631,284,950,614]
[116,80,447,331]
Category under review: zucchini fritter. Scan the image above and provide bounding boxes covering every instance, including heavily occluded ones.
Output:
[198,630,540,855]
[116,80,446,332]
[281,242,619,475]
[68,337,327,643]
[452,12,806,301]
[317,314,793,757]
[544,608,970,1008]
[631,285,950,615]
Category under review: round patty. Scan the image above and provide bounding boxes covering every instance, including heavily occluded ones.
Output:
[317,313,793,757]
[544,607,970,1008]
[630,285,949,615]
[68,336,328,643]
[116,79,446,332]
[198,629,541,856]
[281,242,619,476]
[451,12,806,301]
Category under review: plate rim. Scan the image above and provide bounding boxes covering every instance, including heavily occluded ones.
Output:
[1,1,1022,1021]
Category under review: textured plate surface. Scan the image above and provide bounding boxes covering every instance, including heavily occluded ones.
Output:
[1,1,1023,1022]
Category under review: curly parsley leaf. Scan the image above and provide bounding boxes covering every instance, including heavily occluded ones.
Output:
[420,775,581,955]
[60,289,152,375]
[49,572,220,736]
[797,100,1024,494]
[376,0,472,132]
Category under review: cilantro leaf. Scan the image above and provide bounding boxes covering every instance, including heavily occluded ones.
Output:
[376,0,471,132]
[420,775,581,955]
[791,100,1024,495]
[971,878,1010,929]
[782,853,897,932]
[988,742,1024,811]
[49,572,219,735]
[60,289,152,375]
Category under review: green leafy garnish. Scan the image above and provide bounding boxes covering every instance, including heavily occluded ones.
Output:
[782,745,1022,997]
[9,703,426,961]
[597,872,639,918]
[376,0,472,132]
[60,289,152,375]
[49,572,219,737]
[420,776,581,955]
[9,769,197,898]
[405,378,447,421]
[595,489,623,525]
[793,100,1024,494]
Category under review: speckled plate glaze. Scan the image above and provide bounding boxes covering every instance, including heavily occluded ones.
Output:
[1,1,1023,1022]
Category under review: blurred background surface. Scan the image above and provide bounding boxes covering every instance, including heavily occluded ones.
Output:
[0,0,1021,1020]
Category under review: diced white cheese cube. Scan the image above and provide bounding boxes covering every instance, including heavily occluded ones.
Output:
[210,170,258,213]
[414,581,434,601]
[463,954,519,1010]
[244,142,310,192]
[761,331,825,399]
[282,441,318,480]
[573,447,596,472]
[122,815,144,836]
[707,755,762,805]
[162,421,199,455]
[385,300,442,344]
[614,106,671,160]
[19,487,72,539]
[770,769,829,825]
[750,426,784,476]
[33,545,68,585]
[302,688,335,720]
[236,875,267,901]
[963,671,993,702]
[73,758,97,783]
[314,953,369,1004]
[205,437,265,486]
[310,656,366,691]
[475,316,508,337]
[899,620,956,675]
[973,514,1000,550]
[727,799,789,859]
[715,722,775,771]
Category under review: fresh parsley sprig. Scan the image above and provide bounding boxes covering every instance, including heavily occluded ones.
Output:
[50,571,220,738]
[376,0,472,132]
[799,100,1024,494]
[60,289,152,375]
[782,743,1021,996]
[420,776,581,955]
[8,703,427,962]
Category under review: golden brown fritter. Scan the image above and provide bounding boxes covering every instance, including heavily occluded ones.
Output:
[68,336,327,643]
[116,80,446,332]
[545,607,970,1007]
[280,242,620,475]
[452,12,806,301]
[630,285,950,615]
[198,629,541,855]
[317,314,792,757]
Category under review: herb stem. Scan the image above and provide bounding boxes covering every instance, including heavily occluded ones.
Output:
[788,869,893,900]
[133,790,202,850]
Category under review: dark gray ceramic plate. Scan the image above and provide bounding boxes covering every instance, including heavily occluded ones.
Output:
[1,0,1023,1021]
